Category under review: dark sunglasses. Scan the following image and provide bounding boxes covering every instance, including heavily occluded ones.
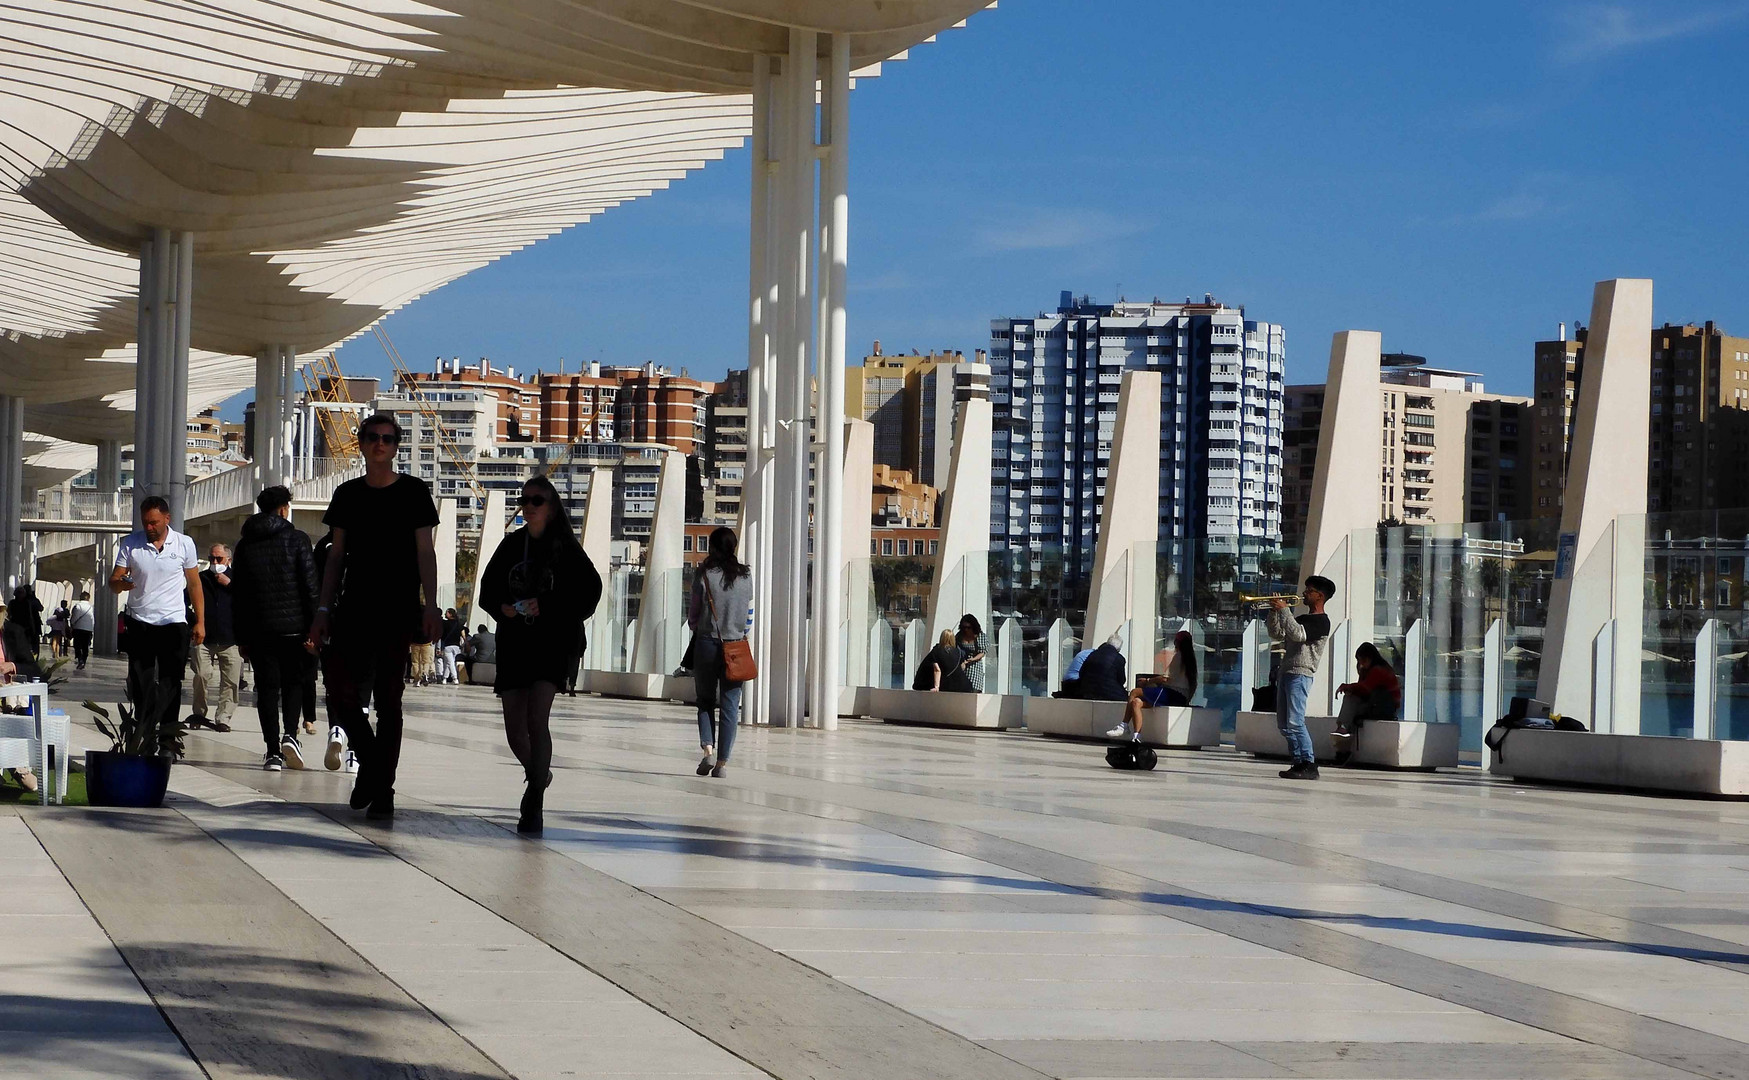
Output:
[360,431,400,445]
[518,494,548,507]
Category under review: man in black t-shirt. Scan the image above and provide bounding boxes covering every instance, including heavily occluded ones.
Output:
[308,413,441,819]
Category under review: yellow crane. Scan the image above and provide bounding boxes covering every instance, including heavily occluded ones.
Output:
[298,352,361,463]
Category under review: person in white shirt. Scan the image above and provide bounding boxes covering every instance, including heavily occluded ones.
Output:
[68,592,95,669]
[109,496,205,756]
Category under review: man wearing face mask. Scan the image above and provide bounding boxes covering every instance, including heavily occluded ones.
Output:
[188,543,241,732]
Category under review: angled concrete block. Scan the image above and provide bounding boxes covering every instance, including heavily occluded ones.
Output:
[929,398,992,641]
[580,467,614,671]
[466,488,507,631]
[841,419,875,687]
[1536,279,1653,731]
[632,450,686,676]
[435,497,458,611]
[1085,371,1161,660]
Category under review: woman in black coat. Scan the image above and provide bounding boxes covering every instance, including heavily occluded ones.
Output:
[477,475,602,835]
[914,630,973,693]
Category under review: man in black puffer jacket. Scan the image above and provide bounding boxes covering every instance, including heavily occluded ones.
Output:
[231,485,318,771]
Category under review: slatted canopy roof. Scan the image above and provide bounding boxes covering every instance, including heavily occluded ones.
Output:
[0,0,990,472]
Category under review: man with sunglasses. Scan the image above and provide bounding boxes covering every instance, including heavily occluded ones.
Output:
[308,414,441,819]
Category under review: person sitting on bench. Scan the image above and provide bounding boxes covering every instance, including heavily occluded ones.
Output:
[914,630,974,693]
[1331,641,1401,766]
[1073,635,1128,702]
[1055,646,1096,698]
[1106,630,1197,740]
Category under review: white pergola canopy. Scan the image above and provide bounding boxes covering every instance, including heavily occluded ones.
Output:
[0,1,989,446]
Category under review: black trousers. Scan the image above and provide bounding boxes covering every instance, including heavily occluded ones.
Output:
[250,635,309,753]
[123,617,188,757]
[71,629,92,665]
[322,621,410,795]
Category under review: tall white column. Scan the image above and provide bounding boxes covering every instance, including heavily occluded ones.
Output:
[840,419,875,690]
[929,399,994,642]
[94,439,122,655]
[632,450,687,675]
[0,395,23,591]
[1084,371,1161,658]
[809,33,851,730]
[744,55,777,727]
[134,230,193,527]
[1536,279,1653,730]
[254,344,298,489]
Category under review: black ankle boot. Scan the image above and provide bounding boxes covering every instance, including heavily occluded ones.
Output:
[518,776,544,835]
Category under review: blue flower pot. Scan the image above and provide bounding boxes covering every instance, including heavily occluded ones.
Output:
[85,750,171,808]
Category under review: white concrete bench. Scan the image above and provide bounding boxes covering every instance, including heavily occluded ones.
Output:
[1488,729,1749,796]
[464,661,496,685]
[856,687,1023,730]
[577,670,697,704]
[1235,711,1459,770]
[1023,698,1222,748]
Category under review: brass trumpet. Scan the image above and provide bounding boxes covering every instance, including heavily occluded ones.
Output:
[1239,592,1302,609]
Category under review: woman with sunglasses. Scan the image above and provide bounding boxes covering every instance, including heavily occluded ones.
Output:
[478,475,602,834]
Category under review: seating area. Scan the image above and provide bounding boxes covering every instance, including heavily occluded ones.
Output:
[576,671,697,704]
[855,687,1023,729]
[1235,710,1460,770]
[1488,727,1749,796]
[1023,697,1223,748]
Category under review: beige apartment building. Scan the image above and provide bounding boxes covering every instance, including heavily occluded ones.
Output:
[846,343,990,485]
[1283,355,1530,541]
[1532,321,1749,518]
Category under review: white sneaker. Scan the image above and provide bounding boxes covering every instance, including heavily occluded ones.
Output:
[343,750,359,774]
[281,738,304,770]
[1103,725,1128,739]
[325,727,346,771]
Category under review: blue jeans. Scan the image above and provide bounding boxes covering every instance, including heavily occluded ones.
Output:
[693,635,743,761]
[1276,672,1315,764]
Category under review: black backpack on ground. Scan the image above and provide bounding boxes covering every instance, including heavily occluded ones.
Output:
[1105,743,1158,771]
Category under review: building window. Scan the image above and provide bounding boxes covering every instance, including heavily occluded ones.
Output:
[929,541,940,555]
[881,539,894,556]
[897,539,910,556]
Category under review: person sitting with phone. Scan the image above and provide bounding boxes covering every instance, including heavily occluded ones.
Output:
[1105,630,1197,741]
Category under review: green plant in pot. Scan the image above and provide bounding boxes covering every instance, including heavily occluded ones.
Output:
[82,689,184,808]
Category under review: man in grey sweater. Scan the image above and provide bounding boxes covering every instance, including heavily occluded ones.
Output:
[1265,574,1336,780]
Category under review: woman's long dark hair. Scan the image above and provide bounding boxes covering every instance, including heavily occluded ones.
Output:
[523,475,581,551]
[702,526,749,588]
[1174,629,1198,696]
[1355,640,1393,673]
[958,613,982,639]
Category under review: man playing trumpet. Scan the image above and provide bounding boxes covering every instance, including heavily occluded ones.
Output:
[1260,575,1335,781]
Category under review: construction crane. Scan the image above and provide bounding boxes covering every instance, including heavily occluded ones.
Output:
[372,324,488,507]
[298,352,362,464]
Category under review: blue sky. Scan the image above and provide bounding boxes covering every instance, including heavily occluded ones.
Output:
[315,0,1749,409]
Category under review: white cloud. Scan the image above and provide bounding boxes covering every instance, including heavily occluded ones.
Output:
[1553,2,1749,64]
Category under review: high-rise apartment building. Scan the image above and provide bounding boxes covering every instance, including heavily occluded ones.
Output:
[916,358,991,488]
[539,365,618,443]
[702,370,748,524]
[987,293,1285,579]
[610,364,710,456]
[1531,321,1749,517]
[1281,355,1529,540]
[417,358,543,441]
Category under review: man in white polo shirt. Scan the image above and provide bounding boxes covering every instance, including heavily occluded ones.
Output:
[110,495,205,757]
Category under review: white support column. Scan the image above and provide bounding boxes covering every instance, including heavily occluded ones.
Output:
[1536,280,1654,730]
[134,230,194,527]
[928,398,993,641]
[743,52,776,727]
[580,467,614,670]
[1084,371,1161,656]
[632,450,687,676]
[133,233,161,516]
[808,31,851,730]
[94,439,121,655]
[254,348,283,489]
[1694,619,1720,741]
[0,395,23,590]
[169,232,192,526]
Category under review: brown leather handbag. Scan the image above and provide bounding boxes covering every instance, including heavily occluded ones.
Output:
[703,575,757,683]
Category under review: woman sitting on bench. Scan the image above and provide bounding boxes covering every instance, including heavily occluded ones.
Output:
[915,630,974,693]
[1332,641,1401,765]
[1105,630,1197,741]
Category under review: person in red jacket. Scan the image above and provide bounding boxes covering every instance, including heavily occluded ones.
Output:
[1332,642,1401,766]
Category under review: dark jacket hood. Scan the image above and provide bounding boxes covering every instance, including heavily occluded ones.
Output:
[242,511,293,542]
